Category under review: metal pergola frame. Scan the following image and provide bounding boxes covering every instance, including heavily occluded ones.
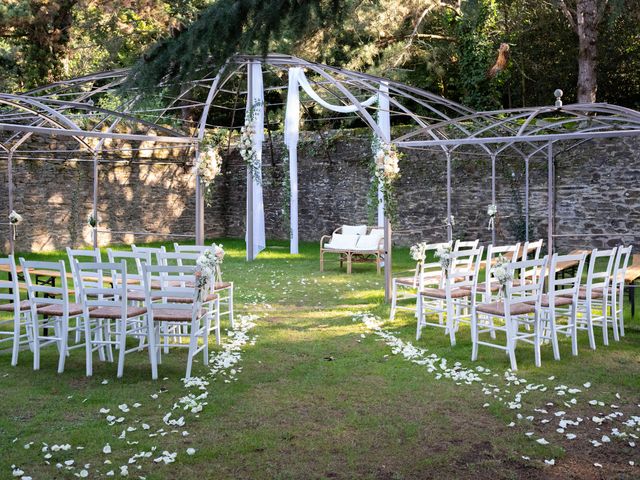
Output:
[2,53,640,302]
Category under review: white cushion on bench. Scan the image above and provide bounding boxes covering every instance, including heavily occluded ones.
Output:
[324,233,359,250]
[342,225,367,236]
[355,229,384,251]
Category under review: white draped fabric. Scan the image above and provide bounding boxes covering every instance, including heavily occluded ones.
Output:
[284,68,390,253]
[245,62,266,260]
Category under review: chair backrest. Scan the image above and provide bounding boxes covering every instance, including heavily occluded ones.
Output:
[505,256,548,308]
[75,260,128,311]
[547,252,587,305]
[520,239,544,261]
[174,243,212,255]
[67,247,102,300]
[132,245,166,265]
[444,246,484,292]
[415,241,452,288]
[107,249,150,291]
[158,251,199,268]
[584,247,617,296]
[611,245,633,293]
[141,263,203,319]
[20,259,71,311]
[453,239,480,271]
[0,255,21,310]
[485,243,521,289]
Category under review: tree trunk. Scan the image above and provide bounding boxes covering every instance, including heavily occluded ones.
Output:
[576,0,599,103]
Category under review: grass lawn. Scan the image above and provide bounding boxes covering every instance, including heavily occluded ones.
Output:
[1,238,639,479]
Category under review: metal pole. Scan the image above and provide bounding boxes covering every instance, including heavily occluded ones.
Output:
[246,62,254,261]
[195,175,204,245]
[491,153,496,245]
[92,153,98,248]
[525,156,530,242]
[446,150,452,242]
[8,151,14,255]
[384,218,392,302]
[547,142,554,255]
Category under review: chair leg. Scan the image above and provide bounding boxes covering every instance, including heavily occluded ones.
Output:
[416,294,423,340]
[619,290,626,337]
[116,318,126,378]
[57,318,69,374]
[447,302,456,346]
[611,295,620,342]
[533,314,542,368]
[148,319,158,380]
[601,299,609,346]
[215,298,221,345]
[390,282,398,320]
[548,311,560,361]
[228,286,235,329]
[506,318,518,370]
[585,303,596,350]
[347,254,352,275]
[11,312,21,367]
[185,322,198,379]
[471,308,479,361]
[85,314,93,377]
[320,250,324,272]
[32,313,41,371]
[571,304,578,356]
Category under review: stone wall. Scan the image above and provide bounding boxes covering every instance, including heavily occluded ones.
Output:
[1,131,638,252]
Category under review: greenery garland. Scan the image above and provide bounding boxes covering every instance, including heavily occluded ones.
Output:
[369,134,401,224]
[239,101,263,184]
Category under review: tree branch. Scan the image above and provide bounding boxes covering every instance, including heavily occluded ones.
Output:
[555,0,578,32]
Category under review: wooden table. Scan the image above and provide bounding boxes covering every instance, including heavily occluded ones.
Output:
[624,254,640,318]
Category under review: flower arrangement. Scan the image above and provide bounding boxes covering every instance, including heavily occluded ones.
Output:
[194,243,225,301]
[492,255,512,299]
[410,242,428,263]
[194,146,222,186]
[9,210,22,241]
[487,204,497,230]
[369,135,401,222]
[9,210,23,225]
[444,215,455,227]
[435,244,452,274]
[239,101,263,182]
[87,213,98,228]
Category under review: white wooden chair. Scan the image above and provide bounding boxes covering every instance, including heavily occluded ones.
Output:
[452,239,480,271]
[174,243,234,328]
[471,256,548,370]
[142,263,219,380]
[609,245,632,340]
[21,259,85,373]
[537,252,586,359]
[417,246,484,346]
[560,247,616,349]
[0,255,33,366]
[515,239,544,286]
[76,260,148,378]
[67,247,102,343]
[389,241,451,320]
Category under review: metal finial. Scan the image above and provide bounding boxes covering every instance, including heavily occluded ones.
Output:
[554,89,563,108]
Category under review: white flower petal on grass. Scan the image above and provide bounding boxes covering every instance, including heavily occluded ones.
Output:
[536,438,550,445]
[101,379,108,385]
[566,433,577,440]
[594,463,602,468]
[64,460,74,466]
[12,468,25,477]
[583,382,591,388]
[186,448,196,455]
[103,444,112,454]
[544,459,555,466]
[79,469,89,478]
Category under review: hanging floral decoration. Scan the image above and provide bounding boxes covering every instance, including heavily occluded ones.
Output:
[87,213,98,228]
[444,215,455,229]
[239,101,263,183]
[410,242,428,263]
[487,204,497,231]
[195,133,224,206]
[370,135,401,222]
[8,210,22,240]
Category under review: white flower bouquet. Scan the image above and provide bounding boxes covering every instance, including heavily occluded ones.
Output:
[9,210,23,225]
[374,143,400,181]
[435,244,452,274]
[492,255,512,299]
[487,204,497,230]
[410,242,428,262]
[194,243,225,301]
[194,147,222,186]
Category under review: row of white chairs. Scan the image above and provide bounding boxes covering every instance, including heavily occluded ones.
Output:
[392,240,632,370]
[0,243,235,379]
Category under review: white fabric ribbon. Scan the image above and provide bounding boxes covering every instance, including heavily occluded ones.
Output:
[284,68,391,252]
[245,61,266,260]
